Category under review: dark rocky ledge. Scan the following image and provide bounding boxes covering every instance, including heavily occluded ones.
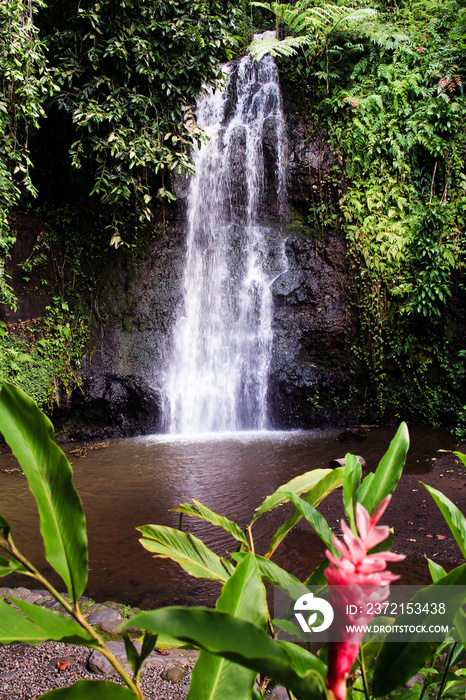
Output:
[52,375,163,441]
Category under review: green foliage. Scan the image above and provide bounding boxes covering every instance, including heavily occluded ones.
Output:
[0,596,95,645]
[250,2,377,57]
[357,421,409,512]
[40,682,139,699]
[252,0,466,425]
[0,299,89,409]
[0,382,88,602]
[137,524,235,582]
[2,384,466,700]
[0,0,55,306]
[0,0,245,308]
[373,566,466,695]
[186,553,267,699]
[40,0,243,245]
[328,3,466,422]
[125,607,327,700]
[422,483,466,560]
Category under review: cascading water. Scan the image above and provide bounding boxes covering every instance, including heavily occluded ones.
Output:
[165,51,288,434]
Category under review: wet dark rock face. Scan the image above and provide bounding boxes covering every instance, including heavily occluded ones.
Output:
[68,226,185,438]
[268,235,351,429]
[53,375,162,440]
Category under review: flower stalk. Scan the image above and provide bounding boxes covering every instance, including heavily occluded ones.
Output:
[324,496,405,700]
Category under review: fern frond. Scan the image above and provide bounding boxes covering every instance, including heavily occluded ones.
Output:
[251,1,274,11]
[248,35,310,61]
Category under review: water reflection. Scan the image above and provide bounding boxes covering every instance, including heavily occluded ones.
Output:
[0,426,458,607]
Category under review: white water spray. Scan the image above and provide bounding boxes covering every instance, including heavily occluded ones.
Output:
[165,53,287,434]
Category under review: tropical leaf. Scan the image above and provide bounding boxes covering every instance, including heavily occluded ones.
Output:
[357,422,409,513]
[304,559,329,586]
[304,5,377,35]
[123,607,326,700]
[122,630,158,678]
[342,454,362,532]
[137,524,234,582]
[357,617,395,670]
[422,483,466,559]
[171,499,249,547]
[231,552,307,594]
[249,35,310,62]
[39,680,138,699]
[0,556,29,578]
[285,493,337,554]
[0,597,96,646]
[273,617,308,642]
[188,553,267,700]
[0,381,88,603]
[373,565,466,696]
[454,609,466,653]
[252,2,376,36]
[453,451,466,469]
[252,468,337,524]
[426,557,447,583]
[0,513,10,538]
[265,468,343,557]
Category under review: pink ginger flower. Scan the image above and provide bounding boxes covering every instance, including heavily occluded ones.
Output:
[324,495,405,700]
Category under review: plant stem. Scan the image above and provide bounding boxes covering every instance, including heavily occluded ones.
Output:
[358,648,370,700]
[3,537,144,698]
[247,525,255,554]
[436,642,458,700]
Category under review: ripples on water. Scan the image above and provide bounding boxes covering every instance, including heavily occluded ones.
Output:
[0,426,458,607]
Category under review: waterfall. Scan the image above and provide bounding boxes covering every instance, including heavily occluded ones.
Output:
[165,53,287,434]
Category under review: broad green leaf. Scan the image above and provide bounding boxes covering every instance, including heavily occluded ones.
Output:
[138,524,234,582]
[453,451,466,469]
[290,493,337,554]
[138,631,159,670]
[273,618,308,642]
[0,382,88,602]
[372,564,466,696]
[39,680,138,698]
[0,513,10,538]
[382,690,421,700]
[0,597,96,646]
[422,483,466,558]
[356,471,374,505]
[123,607,326,700]
[0,556,29,578]
[286,493,337,554]
[253,468,338,524]
[356,617,395,671]
[231,552,307,594]
[171,499,249,547]
[304,559,329,586]
[358,422,409,513]
[122,631,140,676]
[426,557,447,583]
[342,454,362,532]
[188,553,267,700]
[454,609,466,653]
[136,630,189,651]
[266,468,343,557]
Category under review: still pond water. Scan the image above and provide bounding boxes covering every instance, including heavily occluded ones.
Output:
[0,425,458,607]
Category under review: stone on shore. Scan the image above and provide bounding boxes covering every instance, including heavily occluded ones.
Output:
[89,641,198,676]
